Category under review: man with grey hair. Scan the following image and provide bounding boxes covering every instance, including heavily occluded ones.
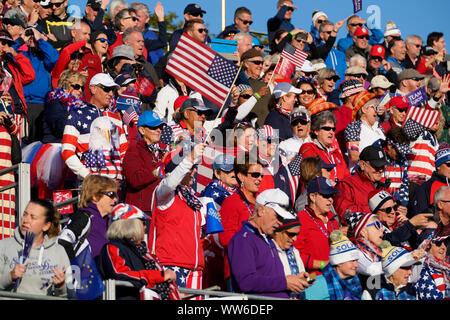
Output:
[227,188,312,298]
[433,186,450,244]
[404,35,423,69]
[234,32,253,61]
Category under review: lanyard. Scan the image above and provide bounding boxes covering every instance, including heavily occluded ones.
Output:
[236,188,254,219]
[305,207,332,239]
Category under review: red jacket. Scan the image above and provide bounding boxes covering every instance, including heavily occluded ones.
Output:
[51,41,86,88]
[293,206,340,276]
[299,140,350,182]
[333,105,353,154]
[79,50,104,101]
[149,194,204,271]
[7,53,35,114]
[334,169,376,223]
[122,138,163,212]
[218,190,254,279]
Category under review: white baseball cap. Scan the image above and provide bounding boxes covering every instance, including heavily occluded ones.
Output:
[90,73,120,88]
[273,82,302,99]
[255,189,296,220]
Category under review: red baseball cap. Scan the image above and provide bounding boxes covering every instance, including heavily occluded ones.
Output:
[173,96,189,112]
[389,96,410,110]
[370,45,385,58]
[354,26,369,37]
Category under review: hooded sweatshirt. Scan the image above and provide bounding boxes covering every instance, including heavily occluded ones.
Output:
[0,228,72,297]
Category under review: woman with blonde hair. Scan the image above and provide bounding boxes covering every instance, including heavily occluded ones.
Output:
[58,175,118,261]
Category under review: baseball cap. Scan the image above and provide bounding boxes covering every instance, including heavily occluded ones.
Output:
[306,176,338,195]
[273,82,302,99]
[300,60,315,73]
[86,0,101,10]
[114,73,136,87]
[398,68,425,82]
[340,79,364,99]
[179,98,211,113]
[255,189,296,220]
[370,45,386,59]
[112,203,149,222]
[389,96,410,110]
[369,75,394,90]
[421,46,438,56]
[354,26,369,37]
[290,107,310,124]
[184,3,206,15]
[174,96,190,112]
[212,154,235,172]
[137,110,165,128]
[256,125,279,142]
[89,73,119,88]
[359,145,388,168]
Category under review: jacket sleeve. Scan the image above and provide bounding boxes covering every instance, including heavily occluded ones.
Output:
[37,39,60,72]
[267,6,288,33]
[51,41,86,86]
[382,221,418,247]
[101,244,165,288]
[58,211,90,261]
[13,53,35,85]
[333,180,358,222]
[122,144,161,190]
[144,21,167,52]
[218,199,244,248]
[44,99,67,140]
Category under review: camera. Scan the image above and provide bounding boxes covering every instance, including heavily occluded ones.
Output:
[25,29,34,37]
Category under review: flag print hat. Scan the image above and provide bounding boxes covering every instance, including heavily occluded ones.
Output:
[112,203,149,221]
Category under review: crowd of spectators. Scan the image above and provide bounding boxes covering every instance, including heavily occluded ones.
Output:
[0,0,449,301]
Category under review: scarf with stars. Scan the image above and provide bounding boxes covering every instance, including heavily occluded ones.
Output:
[47,88,85,113]
[147,142,166,164]
[176,184,202,211]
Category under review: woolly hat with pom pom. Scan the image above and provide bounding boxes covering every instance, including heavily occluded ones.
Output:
[329,230,360,266]
[380,241,421,277]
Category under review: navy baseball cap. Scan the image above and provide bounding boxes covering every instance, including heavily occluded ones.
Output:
[307,176,338,195]
[179,98,211,113]
[184,3,206,15]
[212,154,235,172]
[137,110,165,128]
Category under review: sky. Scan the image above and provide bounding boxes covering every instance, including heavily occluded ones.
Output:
[68,0,450,45]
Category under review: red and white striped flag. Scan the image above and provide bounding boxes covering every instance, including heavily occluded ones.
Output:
[280,43,308,69]
[403,106,440,129]
[166,33,240,107]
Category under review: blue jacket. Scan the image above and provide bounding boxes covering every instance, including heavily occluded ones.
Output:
[317,40,348,81]
[264,108,293,141]
[143,29,165,66]
[227,221,289,298]
[267,6,295,43]
[337,27,384,53]
[42,98,67,143]
[16,39,59,104]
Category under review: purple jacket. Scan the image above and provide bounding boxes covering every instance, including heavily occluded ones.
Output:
[84,202,109,259]
[227,221,289,298]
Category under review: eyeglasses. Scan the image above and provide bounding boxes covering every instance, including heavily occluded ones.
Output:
[240,94,253,99]
[123,16,138,21]
[247,171,264,179]
[99,191,117,199]
[350,23,364,27]
[322,31,333,35]
[70,83,83,90]
[365,220,383,230]
[96,37,109,43]
[248,60,264,65]
[320,126,336,132]
[413,44,422,48]
[238,17,253,25]
[97,85,116,93]
[357,35,370,40]
[378,204,399,214]
[51,1,65,8]
[292,119,309,126]
[300,89,315,95]
[411,78,422,82]
[196,28,208,34]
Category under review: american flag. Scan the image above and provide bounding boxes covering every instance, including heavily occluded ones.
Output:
[122,105,138,127]
[286,153,302,203]
[402,106,440,129]
[402,118,426,140]
[280,43,308,69]
[166,33,240,107]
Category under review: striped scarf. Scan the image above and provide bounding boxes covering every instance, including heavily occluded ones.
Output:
[176,184,202,211]
[354,238,383,262]
[321,264,362,300]
[47,88,85,113]
[425,254,450,294]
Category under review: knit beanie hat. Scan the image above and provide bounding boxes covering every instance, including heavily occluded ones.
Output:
[380,241,421,277]
[368,190,394,214]
[329,230,360,266]
[274,215,301,232]
[435,143,450,168]
[344,211,375,239]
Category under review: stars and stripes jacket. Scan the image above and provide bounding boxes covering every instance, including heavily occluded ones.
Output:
[61,102,128,180]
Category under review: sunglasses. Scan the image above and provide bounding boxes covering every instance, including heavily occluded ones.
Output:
[285,231,299,238]
[319,193,334,199]
[371,56,383,62]
[285,6,295,12]
[187,108,209,116]
[352,74,367,79]
[395,107,408,113]
[445,163,450,168]
[144,124,165,131]
[238,17,253,25]
[123,16,138,21]
[323,31,333,35]
[99,191,117,199]
[51,1,65,8]
[190,13,203,18]
[413,44,422,48]
[0,40,11,46]
[247,171,264,179]
[196,28,208,34]
[378,204,399,214]
[357,35,370,40]
[365,220,383,230]
[300,90,315,96]
[248,60,264,65]
[240,94,253,99]
[320,126,336,132]
[97,85,116,93]
[96,37,109,43]
[350,23,364,27]
[316,19,326,24]
[432,239,449,247]
[326,76,339,82]
[292,119,309,126]
[70,83,83,90]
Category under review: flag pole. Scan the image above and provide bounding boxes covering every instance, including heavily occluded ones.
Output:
[268,57,281,87]
[204,61,244,143]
